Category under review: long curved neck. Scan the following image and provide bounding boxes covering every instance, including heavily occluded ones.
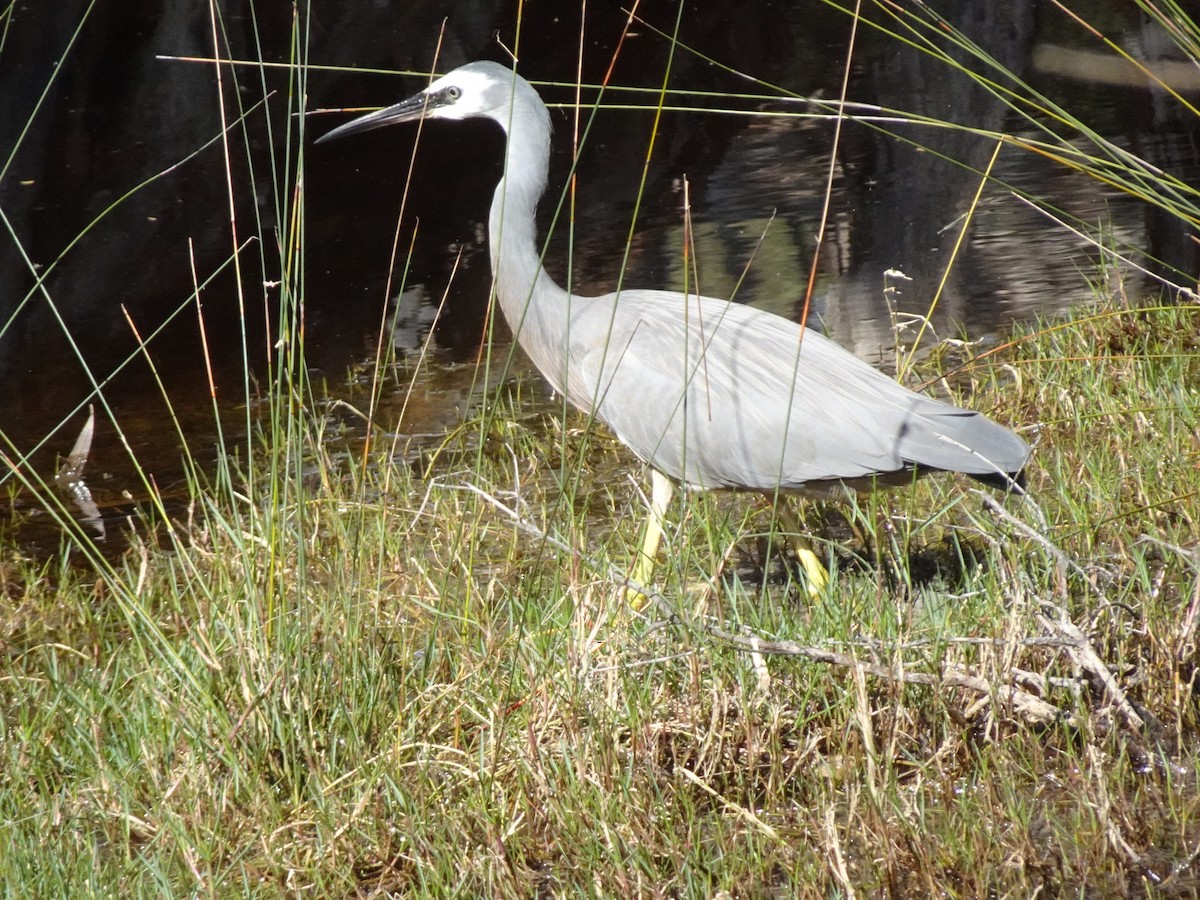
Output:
[489,163,559,325]
[487,91,572,390]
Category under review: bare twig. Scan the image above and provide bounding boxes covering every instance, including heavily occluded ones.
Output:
[1037,612,1148,734]
[678,767,781,842]
[974,490,1103,599]
[705,624,1066,726]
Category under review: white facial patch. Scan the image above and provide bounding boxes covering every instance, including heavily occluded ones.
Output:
[426,66,513,122]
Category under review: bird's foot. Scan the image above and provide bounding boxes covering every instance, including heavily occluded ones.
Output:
[624,584,652,611]
[795,544,830,599]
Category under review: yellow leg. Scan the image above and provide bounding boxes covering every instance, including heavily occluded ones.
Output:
[627,469,674,608]
[775,504,830,598]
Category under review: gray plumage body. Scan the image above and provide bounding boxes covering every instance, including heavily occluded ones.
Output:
[319,60,1030,498]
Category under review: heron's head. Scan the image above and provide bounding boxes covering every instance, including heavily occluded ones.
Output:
[317,61,524,144]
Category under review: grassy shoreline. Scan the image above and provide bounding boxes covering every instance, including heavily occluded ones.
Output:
[2,291,1199,896]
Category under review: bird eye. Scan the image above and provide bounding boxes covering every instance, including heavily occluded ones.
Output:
[446,86,462,100]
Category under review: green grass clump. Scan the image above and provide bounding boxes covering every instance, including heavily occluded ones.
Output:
[2,293,1199,897]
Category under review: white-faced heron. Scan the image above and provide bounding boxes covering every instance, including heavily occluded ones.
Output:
[318,61,1030,598]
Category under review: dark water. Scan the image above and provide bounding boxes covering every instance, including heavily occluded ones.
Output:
[1,1,1197,552]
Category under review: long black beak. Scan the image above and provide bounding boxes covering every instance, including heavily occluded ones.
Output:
[315,91,431,144]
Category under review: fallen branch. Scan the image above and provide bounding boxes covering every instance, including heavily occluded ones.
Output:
[705,623,1067,727]
[1037,611,1150,734]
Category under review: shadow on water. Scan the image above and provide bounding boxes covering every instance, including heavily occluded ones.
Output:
[1,0,1197,555]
